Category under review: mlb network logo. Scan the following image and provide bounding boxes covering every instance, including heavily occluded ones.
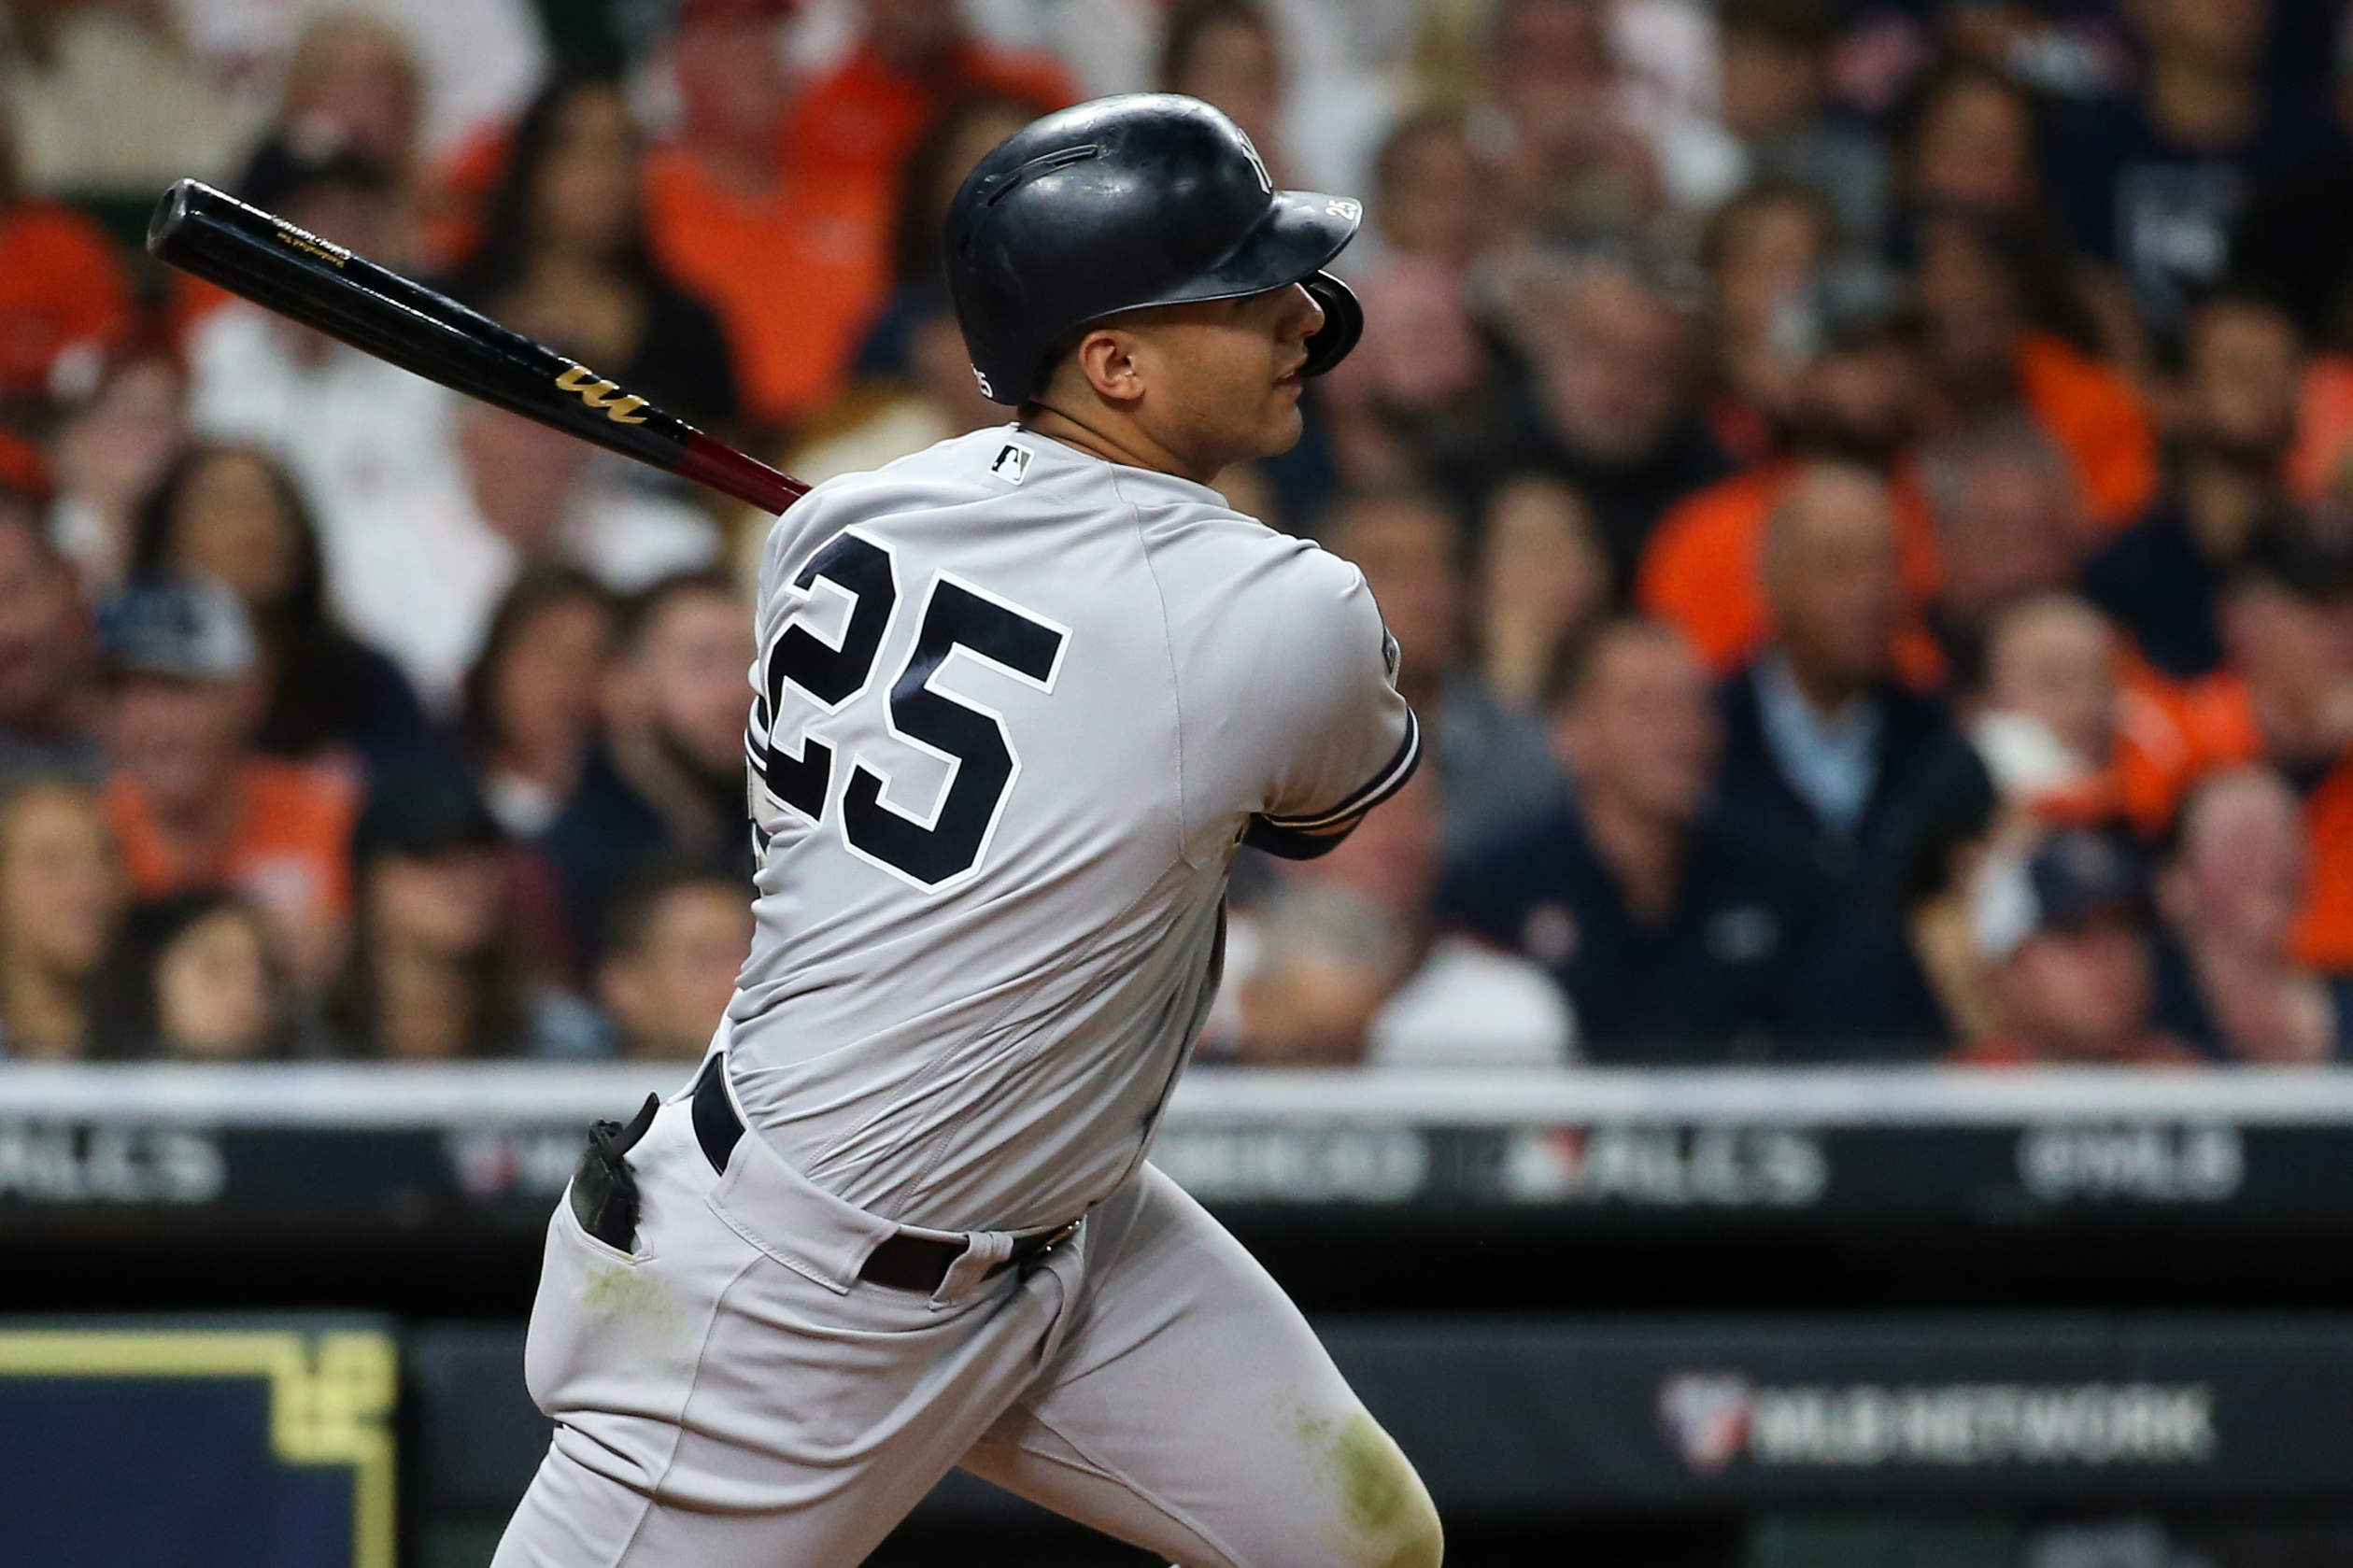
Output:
[1655,1371,2217,1474]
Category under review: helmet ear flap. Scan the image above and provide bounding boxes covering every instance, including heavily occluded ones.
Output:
[1297,271,1363,379]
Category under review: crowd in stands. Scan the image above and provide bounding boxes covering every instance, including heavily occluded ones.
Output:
[1,0,2351,1068]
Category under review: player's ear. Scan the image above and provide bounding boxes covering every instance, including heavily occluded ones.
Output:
[1075,327,1146,403]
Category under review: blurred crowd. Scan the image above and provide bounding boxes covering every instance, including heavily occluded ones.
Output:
[1,0,2351,1068]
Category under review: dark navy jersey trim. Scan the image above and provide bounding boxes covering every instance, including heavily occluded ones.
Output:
[1256,708,1422,832]
[1243,815,1354,860]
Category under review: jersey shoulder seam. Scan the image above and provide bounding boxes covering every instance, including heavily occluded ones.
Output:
[1104,463,1197,860]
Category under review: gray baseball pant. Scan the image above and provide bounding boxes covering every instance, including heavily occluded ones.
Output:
[489,1086,1442,1568]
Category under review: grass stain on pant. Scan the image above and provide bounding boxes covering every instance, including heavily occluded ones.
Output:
[1297,1407,1444,1568]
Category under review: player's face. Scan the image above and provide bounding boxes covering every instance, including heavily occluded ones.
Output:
[1124,284,1326,472]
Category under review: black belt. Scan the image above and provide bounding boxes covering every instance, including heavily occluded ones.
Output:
[691,1054,1076,1293]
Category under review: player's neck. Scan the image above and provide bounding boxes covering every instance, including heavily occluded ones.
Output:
[1019,403,1222,487]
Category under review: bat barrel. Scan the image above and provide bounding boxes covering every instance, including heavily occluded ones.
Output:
[146,179,808,515]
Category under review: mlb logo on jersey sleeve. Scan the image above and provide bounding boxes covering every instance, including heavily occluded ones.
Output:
[988,442,1034,485]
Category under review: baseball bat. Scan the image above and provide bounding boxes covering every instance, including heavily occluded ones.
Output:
[146,178,810,515]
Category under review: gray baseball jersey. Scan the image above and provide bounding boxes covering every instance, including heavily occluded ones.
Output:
[725,425,1418,1234]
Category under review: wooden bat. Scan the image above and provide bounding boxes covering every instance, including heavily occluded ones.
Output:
[147,178,810,514]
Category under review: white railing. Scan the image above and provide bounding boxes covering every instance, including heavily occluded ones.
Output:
[0,1061,2349,1127]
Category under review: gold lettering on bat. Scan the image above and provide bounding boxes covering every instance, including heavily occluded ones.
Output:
[555,364,650,425]
[271,225,349,267]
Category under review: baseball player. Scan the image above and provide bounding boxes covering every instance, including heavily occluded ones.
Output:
[494,94,1438,1568]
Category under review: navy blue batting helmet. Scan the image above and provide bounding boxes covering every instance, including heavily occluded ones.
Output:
[944,93,1365,407]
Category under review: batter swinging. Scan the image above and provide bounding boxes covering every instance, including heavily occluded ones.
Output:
[493,92,1438,1568]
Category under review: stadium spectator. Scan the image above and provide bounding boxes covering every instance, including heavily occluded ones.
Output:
[1236,770,1575,1067]
[777,0,1072,216]
[2231,8,2353,351]
[1890,59,2041,222]
[0,0,244,199]
[1713,461,1977,1053]
[0,109,132,408]
[126,445,445,783]
[1639,280,1945,675]
[1714,0,1886,245]
[184,142,458,629]
[1907,206,2156,527]
[594,861,755,1061]
[640,0,894,432]
[1163,0,1290,182]
[541,572,756,973]
[1696,180,1837,465]
[317,399,717,711]
[1919,414,2086,681]
[2212,521,2353,974]
[1470,251,1732,581]
[2043,0,2327,348]
[2153,766,2346,1060]
[1474,474,1612,714]
[257,4,541,168]
[0,777,123,1059]
[1321,111,1492,487]
[331,770,601,1059]
[1953,826,2196,1064]
[98,577,359,989]
[1479,0,1675,233]
[47,353,185,594]
[1963,593,2244,841]
[2083,294,2302,679]
[1882,62,2142,370]
[849,92,1047,382]
[268,13,425,180]
[0,485,105,789]
[90,891,289,1061]
[1323,490,1562,852]
[1970,595,2120,808]
[1224,878,1403,1066]
[451,75,738,431]
[1436,618,1802,1062]
[459,568,617,841]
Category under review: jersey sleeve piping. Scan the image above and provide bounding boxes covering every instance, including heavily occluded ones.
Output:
[1256,705,1424,831]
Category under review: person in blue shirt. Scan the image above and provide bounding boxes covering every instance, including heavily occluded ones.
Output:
[1712,461,1988,1057]
[1434,617,1805,1063]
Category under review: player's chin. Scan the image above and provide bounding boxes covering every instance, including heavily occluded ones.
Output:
[1251,400,1306,457]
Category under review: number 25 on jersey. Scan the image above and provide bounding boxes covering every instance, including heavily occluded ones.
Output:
[746,530,1070,891]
